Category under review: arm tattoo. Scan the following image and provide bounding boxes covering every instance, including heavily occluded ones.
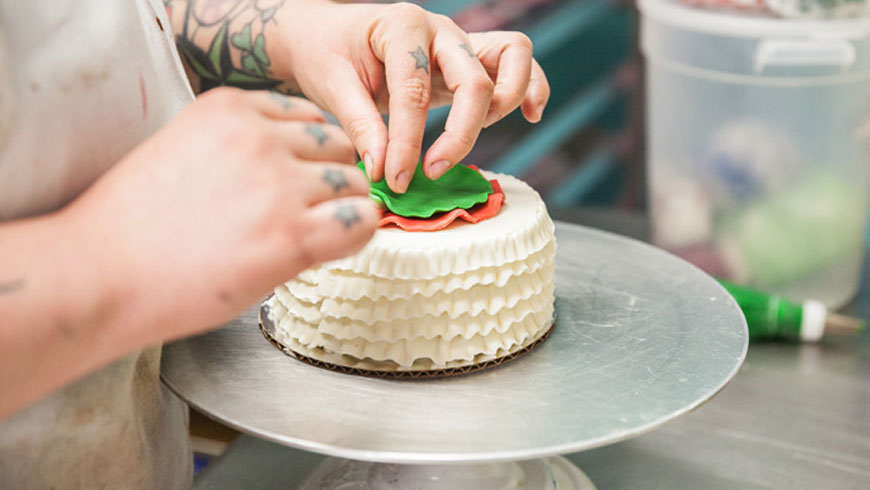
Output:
[323,169,349,194]
[334,204,361,230]
[409,46,430,75]
[305,124,328,146]
[459,43,475,58]
[164,0,286,92]
[0,278,25,295]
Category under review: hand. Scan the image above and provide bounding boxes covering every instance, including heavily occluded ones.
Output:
[272,1,551,192]
[63,88,378,342]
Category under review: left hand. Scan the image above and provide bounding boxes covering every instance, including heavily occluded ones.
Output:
[271,0,550,193]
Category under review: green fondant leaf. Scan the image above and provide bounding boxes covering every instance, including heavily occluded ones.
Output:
[358,162,492,218]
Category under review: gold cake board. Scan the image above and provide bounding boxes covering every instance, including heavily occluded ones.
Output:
[258,306,556,380]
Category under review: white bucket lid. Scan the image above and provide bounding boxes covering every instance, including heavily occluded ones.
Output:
[639,0,870,80]
[638,0,870,38]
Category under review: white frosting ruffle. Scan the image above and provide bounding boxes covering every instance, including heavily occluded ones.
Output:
[320,269,553,322]
[294,240,556,302]
[280,263,554,322]
[271,282,555,342]
[268,171,557,370]
[272,308,553,368]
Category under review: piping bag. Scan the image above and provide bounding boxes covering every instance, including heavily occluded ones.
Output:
[718,280,866,342]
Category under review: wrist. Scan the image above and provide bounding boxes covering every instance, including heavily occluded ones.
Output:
[49,206,129,350]
[269,0,336,87]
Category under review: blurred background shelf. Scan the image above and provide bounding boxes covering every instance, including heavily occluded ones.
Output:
[360,0,644,212]
[437,0,640,212]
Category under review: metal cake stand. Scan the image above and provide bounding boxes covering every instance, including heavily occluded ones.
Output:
[162,223,748,489]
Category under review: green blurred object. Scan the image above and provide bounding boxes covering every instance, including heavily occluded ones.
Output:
[357,161,492,218]
[718,279,866,342]
[719,174,866,287]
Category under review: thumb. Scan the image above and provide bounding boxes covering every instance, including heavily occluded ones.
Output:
[325,70,389,182]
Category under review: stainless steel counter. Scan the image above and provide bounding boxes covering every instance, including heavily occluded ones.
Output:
[192,213,870,490]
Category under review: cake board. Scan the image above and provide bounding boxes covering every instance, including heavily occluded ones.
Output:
[161,223,748,489]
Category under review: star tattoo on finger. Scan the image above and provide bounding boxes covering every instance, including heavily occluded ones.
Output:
[335,204,361,230]
[459,43,475,58]
[409,46,430,74]
[305,124,328,146]
[324,169,349,194]
[269,91,292,111]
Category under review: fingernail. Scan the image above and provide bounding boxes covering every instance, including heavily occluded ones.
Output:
[394,170,411,193]
[483,109,500,128]
[534,103,545,121]
[427,160,451,180]
[363,152,374,178]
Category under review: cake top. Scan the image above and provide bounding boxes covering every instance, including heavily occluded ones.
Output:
[324,171,553,279]
[359,161,492,218]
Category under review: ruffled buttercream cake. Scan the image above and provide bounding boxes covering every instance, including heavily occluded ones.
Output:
[266,170,556,373]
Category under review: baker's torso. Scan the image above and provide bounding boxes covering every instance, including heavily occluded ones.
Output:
[0,0,194,488]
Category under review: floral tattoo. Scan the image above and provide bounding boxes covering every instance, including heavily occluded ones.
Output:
[164,0,287,91]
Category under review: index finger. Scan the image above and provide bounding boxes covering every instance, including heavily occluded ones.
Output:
[422,31,494,180]
[377,18,434,193]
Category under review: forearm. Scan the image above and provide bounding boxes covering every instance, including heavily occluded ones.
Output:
[0,211,131,419]
[163,0,301,94]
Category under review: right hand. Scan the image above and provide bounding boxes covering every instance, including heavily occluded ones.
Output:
[62,87,378,344]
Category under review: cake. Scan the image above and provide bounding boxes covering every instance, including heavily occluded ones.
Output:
[265,168,556,374]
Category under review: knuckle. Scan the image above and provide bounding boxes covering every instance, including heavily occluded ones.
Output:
[390,2,427,22]
[540,80,552,100]
[450,130,477,152]
[511,32,534,52]
[241,127,279,158]
[345,116,385,144]
[398,78,431,110]
[491,90,522,113]
[468,75,495,96]
[295,97,324,116]
[432,13,454,27]
[199,86,245,109]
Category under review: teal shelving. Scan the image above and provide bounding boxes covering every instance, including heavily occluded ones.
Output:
[489,77,618,176]
[548,146,616,207]
[409,0,638,207]
[424,0,617,134]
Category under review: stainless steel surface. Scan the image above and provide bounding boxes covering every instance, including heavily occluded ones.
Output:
[296,457,596,490]
[191,255,870,490]
[190,217,870,490]
[568,269,870,490]
[164,222,747,464]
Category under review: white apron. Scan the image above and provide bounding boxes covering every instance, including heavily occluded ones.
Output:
[0,0,194,488]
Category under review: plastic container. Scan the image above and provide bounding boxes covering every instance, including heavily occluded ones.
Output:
[640,0,870,308]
